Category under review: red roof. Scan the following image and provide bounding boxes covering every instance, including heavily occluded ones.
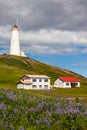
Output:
[59,76,80,82]
[13,25,19,28]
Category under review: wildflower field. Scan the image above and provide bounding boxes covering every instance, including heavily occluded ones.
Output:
[0,88,87,130]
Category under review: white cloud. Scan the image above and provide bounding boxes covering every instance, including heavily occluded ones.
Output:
[0,25,87,54]
[81,48,87,53]
[20,29,87,45]
[0,25,10,40]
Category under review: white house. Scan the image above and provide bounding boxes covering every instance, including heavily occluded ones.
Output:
[54,76,80,88]
[17,75,50,90]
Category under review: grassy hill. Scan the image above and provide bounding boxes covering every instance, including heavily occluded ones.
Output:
[0,54,87,88]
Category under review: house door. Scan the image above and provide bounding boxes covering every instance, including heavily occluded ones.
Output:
[71,83,76,88]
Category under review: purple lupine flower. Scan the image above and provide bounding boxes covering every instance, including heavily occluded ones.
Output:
[44,118,51,127]
[0,103,6,110]
[71,128,74,130]
[46,110,52,117]
[47,122,51,127]
[0,121,4,126]
[19,126,24,130]
[13,109,18,115]
[2,111,6,119]
[73,109,80,114]
[44,118,48,124]
[10,126,14,130]
[20,107,25,111]
[36,120,42,126]
[0,95,4,101]
[10,115,13,122]
[69,108,80,114]
[28,108,35,113]
[84,111,87,116]
[69,108,73,114]
[5,122,8,129]
[13,98,17,102]
[76,103,82,107]
[69,101,73,105]
[36,102,45,111]
[56,108,64,115]
[58,120,62,125]
[36,104,41,111]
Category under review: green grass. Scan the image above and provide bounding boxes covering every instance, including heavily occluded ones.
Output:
[52,83,87,97]
[0,83,87,99]
[0,54,87,102]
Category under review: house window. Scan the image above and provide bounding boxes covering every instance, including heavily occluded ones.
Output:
[44,85,48,88]
[44,79,48,82]
[66,82,69,86]
[32,85,37,88]
[39,79,42,82]
[33,79,36,82]
[75,83,78,85]
[39,85,42,88]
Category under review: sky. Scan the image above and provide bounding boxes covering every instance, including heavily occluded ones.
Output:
[0,0,87,77]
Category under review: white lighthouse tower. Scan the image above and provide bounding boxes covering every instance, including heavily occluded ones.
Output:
[10,25,20,56]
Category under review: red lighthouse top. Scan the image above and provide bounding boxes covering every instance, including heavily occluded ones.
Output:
[11,25,19,31]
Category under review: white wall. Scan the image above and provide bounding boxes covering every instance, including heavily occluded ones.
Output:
[64,82,71,88]
[54,78,80,88]
[31,78,50,89]
[17,78,50,89]
[54,79,64,88]
[76,82,80,87]
[10,30,20,56]
[17,83,24,89]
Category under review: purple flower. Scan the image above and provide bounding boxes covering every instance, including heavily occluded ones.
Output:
[19,126,24,130]
[84,111,87,116]
[69,108,80,114]
[69,108,73,114]
[71,128,74,130]
[73,109,80,114]
[0,103,6,110]
[10,126,14,130]
[56,108,64,115]
[5,122,8,129]
[46,110,52,117]
[36,120,42,126]
[58,120,62,125]
[76,103,81,107]
[0,95,4,101]
[28,108,35,113]
[13,109,18,115]
[2,111,6,119]
[44,119,51,126]
[0,121,4,126]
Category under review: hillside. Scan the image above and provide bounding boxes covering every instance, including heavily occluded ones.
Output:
[0,54,87,87]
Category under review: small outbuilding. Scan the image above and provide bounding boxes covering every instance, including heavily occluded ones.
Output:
[17,74,50,90]
[54,76,80,88]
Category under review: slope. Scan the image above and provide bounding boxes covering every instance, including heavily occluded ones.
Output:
[0,54,87,87]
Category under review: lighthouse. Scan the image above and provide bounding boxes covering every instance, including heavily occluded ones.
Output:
[10,25,20,56]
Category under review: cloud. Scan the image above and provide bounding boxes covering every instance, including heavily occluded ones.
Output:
[20,29,87,45]
[81,48,87,53]
[0,0,87,54]
[0,25,87,54]
[0,0,87,31]
[20,29,87,54]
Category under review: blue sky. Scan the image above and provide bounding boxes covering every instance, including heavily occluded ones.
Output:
[27,53,87,77]
[0,0,87,77]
